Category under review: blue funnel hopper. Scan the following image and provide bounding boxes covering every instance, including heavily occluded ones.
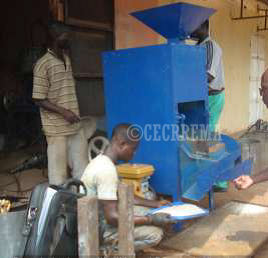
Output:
[131,2,216,41]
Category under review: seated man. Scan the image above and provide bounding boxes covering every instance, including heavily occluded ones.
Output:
[81,123,175,253]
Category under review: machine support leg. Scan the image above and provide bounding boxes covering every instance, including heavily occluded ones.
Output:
[208,190,215,210]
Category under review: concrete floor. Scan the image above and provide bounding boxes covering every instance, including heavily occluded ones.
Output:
[0,146,47,201]
[142,132,268,257]
[2,137,268,257]
[140,181,268,258]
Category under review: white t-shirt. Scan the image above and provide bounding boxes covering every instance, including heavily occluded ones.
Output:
[81,154,118,200]
[201,37,225,91]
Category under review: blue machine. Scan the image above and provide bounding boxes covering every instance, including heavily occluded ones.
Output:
[102,3,252,203]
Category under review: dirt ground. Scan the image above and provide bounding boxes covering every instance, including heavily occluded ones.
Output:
[1,141,268,257]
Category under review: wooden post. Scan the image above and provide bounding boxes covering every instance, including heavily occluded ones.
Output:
[78,196,99,257]
[48,0,64,22]
[118,183,135,257]
[58,0,65,22]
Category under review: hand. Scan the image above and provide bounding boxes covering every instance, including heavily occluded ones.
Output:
[148,200,171,208]
[147,213,177,226]
[157,199,172,208]
[232,175,253,190]
[61,109,80,124]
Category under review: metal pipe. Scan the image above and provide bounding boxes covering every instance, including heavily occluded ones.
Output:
[233,0,268,21]
[240,0,244,18]
[257,9,268,31]
[265,10,267,28]
[233,15,268,20]
[257,27,268,31]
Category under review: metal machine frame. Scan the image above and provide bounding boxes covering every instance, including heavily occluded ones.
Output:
[102,3,252,203]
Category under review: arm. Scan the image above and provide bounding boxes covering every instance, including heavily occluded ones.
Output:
[261,69,268,88]
[206,40,221,84]
[208,73,215,83]
[101,200,175,227]
[233,168,268,189]
[252,169,268,184]
[96,165,173,227]
[34,99,80,124]
[101,200,151,227]
[134,195,170,208]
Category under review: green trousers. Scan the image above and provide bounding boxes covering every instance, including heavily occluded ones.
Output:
[209,92,228,189]
[209,92,225,132]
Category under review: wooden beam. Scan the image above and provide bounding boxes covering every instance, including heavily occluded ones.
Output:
[74,72,103,79]
[49,0,65,21]
[78,196,99,257]
[66,17,113,31]
[118,183,135,257]
[58,0,65,22]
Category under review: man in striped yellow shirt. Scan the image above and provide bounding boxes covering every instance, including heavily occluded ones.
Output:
[32,26,88,185]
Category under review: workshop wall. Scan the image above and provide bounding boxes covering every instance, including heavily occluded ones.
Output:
[0,1,48,137]
[114,0,159,49]
[0,0,48,67]
[159,0,268,134]
[115,0,268,133]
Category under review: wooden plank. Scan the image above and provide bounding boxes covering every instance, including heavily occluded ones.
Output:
[58,1,64,22]
[78,196,99,257]
[66,17,113,31]
[74,72,103,79]
[118,183,135,257]
[49,0,63,22]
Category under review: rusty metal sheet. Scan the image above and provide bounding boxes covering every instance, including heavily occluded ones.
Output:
[75,79,105,117]
[71,30,113,77]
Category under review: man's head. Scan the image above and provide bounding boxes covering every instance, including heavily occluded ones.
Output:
[47,25,71,52]
[190,20,209,43]
[47,25,71,66]
[111,124,140,162]
[260,70,268,107]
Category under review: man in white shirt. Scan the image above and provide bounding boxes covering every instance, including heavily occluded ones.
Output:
[81,124,175,253]
[191,20,227,191]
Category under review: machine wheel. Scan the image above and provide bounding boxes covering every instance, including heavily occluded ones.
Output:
[88,136,109,161]
[144,186,157,200]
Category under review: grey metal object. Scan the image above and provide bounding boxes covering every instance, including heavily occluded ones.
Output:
[10,153,47,174]
[239,119,268,173]
[239,138,260,174]
[0,210,26,258]
[240,131,268,174]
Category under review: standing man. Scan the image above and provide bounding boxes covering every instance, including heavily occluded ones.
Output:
[191,20,227,191]
[191,20,225,133]
[81,124,175,253]
[233,69,268,190]
[32,26,88,185]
